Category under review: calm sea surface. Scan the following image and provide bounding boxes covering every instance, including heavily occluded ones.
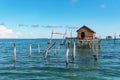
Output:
[0,39,120,80]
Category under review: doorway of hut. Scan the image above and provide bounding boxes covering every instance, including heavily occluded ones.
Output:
[81,32,85,39]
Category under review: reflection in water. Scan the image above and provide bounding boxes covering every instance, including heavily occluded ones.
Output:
[93,60,98,69]
[38,43,40,55]
[28,57,33,67]
[76,48,98,68]
[37,54,41,63]
[72,62,76,68]
[14,61,16,69]
[53,55,57,63]
[66,63,69,72]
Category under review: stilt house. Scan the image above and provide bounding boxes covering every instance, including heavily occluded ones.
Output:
[76,25,96,40]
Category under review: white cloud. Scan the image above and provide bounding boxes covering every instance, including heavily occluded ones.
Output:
[0,25,21,38]
[100,4,106,9]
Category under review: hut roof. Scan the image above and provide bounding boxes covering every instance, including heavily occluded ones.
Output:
[76,25,96,33]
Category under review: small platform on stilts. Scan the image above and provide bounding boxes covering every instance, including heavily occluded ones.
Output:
[64,37,101,49]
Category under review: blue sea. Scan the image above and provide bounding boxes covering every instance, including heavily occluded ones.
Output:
[0,39,120,80]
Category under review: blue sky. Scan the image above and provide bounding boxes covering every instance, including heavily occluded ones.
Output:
[0,0,120,38]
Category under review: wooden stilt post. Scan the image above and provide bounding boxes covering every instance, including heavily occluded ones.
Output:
[38,43,40,54]
[72,42,76,60]
[98,39,101,49]
[45,42,50,59]
[47,42,51,53]
[96,39,99,51]
[89,40,92,48]
[79,41,82,48]
[61,30,67,45]
[92,40,94,51]
[57,43,61,53]
[14,43,16,61]
[45,31,53,59]
[54,42,56,55]
[92,40,98,61]
[95,39,99,60]
[93,52,98,61]
[66,42,70,64]
[30,44,32,57]
[114,33,116,44]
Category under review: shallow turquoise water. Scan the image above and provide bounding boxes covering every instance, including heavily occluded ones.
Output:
[0,39,120,80]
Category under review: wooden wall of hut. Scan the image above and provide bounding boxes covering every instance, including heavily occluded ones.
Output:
[76,25,96,40]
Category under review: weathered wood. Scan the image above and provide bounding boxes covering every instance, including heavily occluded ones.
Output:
[66,42,70,64]
[45,31,53,59]
[77,25,95,40]
[92,40,98,61]
[14,43,16,61]
[54,42,56,55]
[38,43,40,54]
[72,42,76,60]
[30,44,32,57]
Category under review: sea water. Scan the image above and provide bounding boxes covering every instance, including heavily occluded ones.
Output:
[0,39,120,80]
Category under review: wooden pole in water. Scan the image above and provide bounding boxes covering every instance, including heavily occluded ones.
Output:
[92,40,98,61]
[66,42,70,64]
[96,39,99,50]
[114,33,116,44]
[71,30,72,45]
[14,43,16,61]
[89,40,92,49]
[92,40,94,51]
[45,31,53,59]
[38,43,40,54]
[57,43,61,54]
[61,30,67,45]
[30,44,32,57]
[54,42,56,55]
[72,42,76,60]
[45,42,50,59]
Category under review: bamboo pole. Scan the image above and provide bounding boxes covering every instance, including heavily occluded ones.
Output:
[14,43,16,61]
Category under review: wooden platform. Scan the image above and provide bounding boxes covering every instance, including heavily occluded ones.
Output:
[64,37,101,49]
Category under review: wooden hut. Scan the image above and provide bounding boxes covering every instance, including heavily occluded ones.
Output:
[76,25,96,40]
